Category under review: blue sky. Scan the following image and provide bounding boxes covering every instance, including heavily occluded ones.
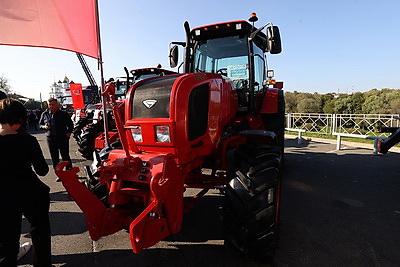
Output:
[1,0,399,100]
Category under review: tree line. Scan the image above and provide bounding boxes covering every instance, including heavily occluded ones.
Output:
[285,88,400,114]
[0,74,43,110]
[2,74,400,115]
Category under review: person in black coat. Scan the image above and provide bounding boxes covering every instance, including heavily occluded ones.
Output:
[0,98,51,267]
[39,98,73,176]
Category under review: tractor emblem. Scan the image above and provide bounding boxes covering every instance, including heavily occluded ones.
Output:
[142,99,157,109]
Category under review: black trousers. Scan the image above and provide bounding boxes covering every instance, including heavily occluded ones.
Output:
[46,136,72,169]
[0,187,51,267]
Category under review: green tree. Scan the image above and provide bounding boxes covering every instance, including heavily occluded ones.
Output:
[297,93,320,113]
[320,93,334,112]
[284,91,299,113]
[285,88,400,114]
[362,94,385,114]
[333,95,353,114]
[388,98,400,114]
[350,92,364,114]
[323,100,335,113]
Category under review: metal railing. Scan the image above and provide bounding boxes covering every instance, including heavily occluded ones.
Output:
[286,113,400,137]
[285,113,400,154]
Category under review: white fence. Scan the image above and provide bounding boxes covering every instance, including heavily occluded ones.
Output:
[285,113,400,154]
[286,113,400,137]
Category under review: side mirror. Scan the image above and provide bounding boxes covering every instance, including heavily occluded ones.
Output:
[169,45,179,68]
[266,26,282,54]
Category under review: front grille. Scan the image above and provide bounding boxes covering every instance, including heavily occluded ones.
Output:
[131,76,178,119]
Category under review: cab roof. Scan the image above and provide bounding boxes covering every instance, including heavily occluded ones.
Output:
[190,20,266,40]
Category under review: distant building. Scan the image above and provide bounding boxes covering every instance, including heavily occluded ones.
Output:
[49,76,75,108]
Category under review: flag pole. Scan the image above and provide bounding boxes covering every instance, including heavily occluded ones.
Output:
[94,0,110,148]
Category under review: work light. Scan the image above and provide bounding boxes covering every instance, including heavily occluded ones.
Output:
[130,126,143,142]
[155,125,171,143]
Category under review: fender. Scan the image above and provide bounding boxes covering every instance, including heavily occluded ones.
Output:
[237,129,277,145]
[219,129,278,169]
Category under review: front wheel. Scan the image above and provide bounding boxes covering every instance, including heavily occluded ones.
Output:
[223,143,281,262]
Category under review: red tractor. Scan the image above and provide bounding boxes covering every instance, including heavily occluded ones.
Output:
[73,67,176,159]
[56,13,284,261]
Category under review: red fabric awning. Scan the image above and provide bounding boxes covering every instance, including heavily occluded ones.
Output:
[0,0,99,58]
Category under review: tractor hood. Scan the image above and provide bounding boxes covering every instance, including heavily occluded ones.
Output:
[131,75,182,119]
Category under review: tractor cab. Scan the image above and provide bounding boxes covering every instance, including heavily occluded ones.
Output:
[169,13,281,112]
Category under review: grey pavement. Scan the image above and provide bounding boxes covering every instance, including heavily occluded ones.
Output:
[17,131,400,266]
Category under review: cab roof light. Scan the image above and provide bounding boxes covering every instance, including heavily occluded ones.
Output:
[249,12,258,22]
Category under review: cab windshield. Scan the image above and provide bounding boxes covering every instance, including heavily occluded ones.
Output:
[192,36,250,85]
[192,35,266,92]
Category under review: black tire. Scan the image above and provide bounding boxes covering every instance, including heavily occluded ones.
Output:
[77,122,103,160]
[72,118,90,142]
[84,165,109,206]
[262,112,285,162]
[223,143,281,262]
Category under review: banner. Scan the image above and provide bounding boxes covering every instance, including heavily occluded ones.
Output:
[0,0,99,58]
[70,83,84,110]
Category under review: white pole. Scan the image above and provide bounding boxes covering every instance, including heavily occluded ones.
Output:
[94,0,110,148]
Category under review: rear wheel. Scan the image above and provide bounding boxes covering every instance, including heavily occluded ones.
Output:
[72,118,89,142]
[77,122,103,160]
[223,143,281,262]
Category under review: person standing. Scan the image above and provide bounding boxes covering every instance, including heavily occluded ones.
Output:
[28,110,38,131]
[39,98,73,178]
[0,98,52,267]
[0,91,34,263]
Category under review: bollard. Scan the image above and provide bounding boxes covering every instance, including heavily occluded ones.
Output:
[336,135,342,150]
[297,131,303,144]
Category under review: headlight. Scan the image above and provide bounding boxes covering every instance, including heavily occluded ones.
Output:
[155,125,171,143]
[130,126,143,142]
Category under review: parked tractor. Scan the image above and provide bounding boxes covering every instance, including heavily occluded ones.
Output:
[73,67,176,159]
[56,13,284,261]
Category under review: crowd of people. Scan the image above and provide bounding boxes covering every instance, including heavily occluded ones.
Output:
[0,90,73,267]
[27,109,42,132]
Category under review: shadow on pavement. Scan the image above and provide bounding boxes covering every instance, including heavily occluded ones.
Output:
[46,245,269,267]
[276,147,400,266]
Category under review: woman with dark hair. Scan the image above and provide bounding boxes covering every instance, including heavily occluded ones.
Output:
[0,90,7,100]
[0,98,52,267]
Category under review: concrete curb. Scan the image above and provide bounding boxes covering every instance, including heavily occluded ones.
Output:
[285,134,400,154]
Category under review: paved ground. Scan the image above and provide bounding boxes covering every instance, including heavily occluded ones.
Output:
[18,131,400,266]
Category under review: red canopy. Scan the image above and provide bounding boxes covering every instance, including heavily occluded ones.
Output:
[0,0,99,58]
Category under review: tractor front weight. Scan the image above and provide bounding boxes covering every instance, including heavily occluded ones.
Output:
[55,151,184,253]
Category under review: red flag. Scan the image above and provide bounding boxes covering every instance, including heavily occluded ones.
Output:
[70,83,84,109]
[0,0,99,58]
